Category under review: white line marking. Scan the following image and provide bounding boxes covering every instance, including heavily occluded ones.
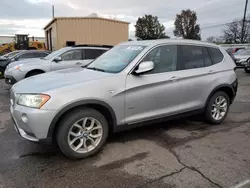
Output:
[232,179,250,188]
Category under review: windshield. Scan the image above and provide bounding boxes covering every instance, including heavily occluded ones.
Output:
[43,47,70,60]
[236,50,250,55]
[87,45,146,73]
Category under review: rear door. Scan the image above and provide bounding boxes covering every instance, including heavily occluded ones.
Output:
[51,49,83,71]
[175,45,214,113]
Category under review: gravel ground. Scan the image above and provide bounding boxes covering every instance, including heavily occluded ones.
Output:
[0,69,250,188]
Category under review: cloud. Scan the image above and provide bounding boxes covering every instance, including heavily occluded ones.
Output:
[0,0,247,39]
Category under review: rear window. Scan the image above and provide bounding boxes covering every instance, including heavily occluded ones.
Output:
[207,47,224,64]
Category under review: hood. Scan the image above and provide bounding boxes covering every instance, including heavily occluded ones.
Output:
[12,68,113,93]
[234,54,250,60]
[8,58,44,68]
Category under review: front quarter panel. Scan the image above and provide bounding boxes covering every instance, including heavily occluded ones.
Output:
[43,73,127,125]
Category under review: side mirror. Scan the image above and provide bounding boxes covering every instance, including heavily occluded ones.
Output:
[53,57,62,62]
[134,61,154,74]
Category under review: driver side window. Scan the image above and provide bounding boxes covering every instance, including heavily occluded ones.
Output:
[141,45,177,74]
[60,50,82,61]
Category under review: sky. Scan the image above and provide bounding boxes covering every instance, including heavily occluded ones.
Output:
[0,0,248,40]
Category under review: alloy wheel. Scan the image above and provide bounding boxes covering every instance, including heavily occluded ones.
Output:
[211,96,228,121]
[67,117,103,153]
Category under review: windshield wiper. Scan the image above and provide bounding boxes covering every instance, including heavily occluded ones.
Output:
[86,67,105,72]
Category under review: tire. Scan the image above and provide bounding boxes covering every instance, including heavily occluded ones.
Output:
[56,108,109,159]
[205,91,230,124]
[0,67,4,79]
[25,70,44,78]
[245,67,250,73]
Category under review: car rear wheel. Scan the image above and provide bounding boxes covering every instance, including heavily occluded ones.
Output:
[56,108,109,159]
[205,91,230,124]
[0,67,4,79]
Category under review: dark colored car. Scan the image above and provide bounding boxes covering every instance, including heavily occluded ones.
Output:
[0,50,50,79]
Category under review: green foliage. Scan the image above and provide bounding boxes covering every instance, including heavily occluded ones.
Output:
[135,15,169,40]
[174,9,201,40]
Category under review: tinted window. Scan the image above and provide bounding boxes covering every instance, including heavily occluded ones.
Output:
[60,50,82,61]
[142,45,177,74]
[18,52,37,59]
[180,45,207,70]
[85,49,107,59]
[203,48,213,67]
[38,52,49,58]
[207,47,224,64]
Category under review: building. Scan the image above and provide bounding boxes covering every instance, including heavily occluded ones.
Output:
[0,36,45,45]
[44,17,130,51]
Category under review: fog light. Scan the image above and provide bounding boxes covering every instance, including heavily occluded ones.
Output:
[21,113,28,123]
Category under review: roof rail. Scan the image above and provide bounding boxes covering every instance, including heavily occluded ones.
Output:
[72,44,113,48]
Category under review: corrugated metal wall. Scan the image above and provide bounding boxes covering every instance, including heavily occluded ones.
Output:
[45,23,57,51]
[54,18,129,49]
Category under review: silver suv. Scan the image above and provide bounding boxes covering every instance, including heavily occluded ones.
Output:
[4,45,111,84]
[10,39,238,159]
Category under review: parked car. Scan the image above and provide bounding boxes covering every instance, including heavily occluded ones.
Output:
[0,50,50,79]
[4,45,111,84]
[0,50,24,59]
[224,48,236,63]
[234,49,250,67]
[10,39,237,159]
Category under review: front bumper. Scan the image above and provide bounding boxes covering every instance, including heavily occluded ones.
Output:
[10,103,57,142]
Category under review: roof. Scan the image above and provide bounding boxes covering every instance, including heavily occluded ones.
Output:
[44,17,130,30]
[120,39,219,48]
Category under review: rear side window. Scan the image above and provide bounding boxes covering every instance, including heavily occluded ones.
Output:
[18,52,37,59]
[180,45,212,70]
[207,47,224,64]
[85,49,107,59]
[37,52,49,58]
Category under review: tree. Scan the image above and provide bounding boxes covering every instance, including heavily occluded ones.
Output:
[173,9,201,40]
[206,36,216,43]
[223,18,250,43]
[135,15,169,40]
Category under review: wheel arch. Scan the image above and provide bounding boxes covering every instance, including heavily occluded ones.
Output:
[47,99,117,139]
[206,84,235,106]
[25,69,45,78]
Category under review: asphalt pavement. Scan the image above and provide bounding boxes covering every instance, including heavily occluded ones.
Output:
[0,69,250,188]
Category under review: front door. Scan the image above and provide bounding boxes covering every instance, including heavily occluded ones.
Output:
[51,49,84,71]
[125,45,182,124]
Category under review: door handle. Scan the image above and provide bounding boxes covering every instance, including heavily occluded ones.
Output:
[208,70,214,74]
[75,62,82,65]
[169,76,180,81]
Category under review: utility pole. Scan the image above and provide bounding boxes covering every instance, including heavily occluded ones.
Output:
[52,5,55,18]
[241,0,248,43]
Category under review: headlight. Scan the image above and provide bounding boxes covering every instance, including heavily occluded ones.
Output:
[14,64,23,70]
[17,94,50,108]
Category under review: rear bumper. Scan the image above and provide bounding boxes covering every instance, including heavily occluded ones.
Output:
[231,78,238,103]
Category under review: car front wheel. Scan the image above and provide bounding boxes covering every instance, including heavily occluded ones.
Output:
[205,91,230,124]
[245,67,250,73]
[56,108,109,159]
[0,67,4,79]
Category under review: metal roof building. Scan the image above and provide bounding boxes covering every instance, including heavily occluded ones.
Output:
[44,17,130,51]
